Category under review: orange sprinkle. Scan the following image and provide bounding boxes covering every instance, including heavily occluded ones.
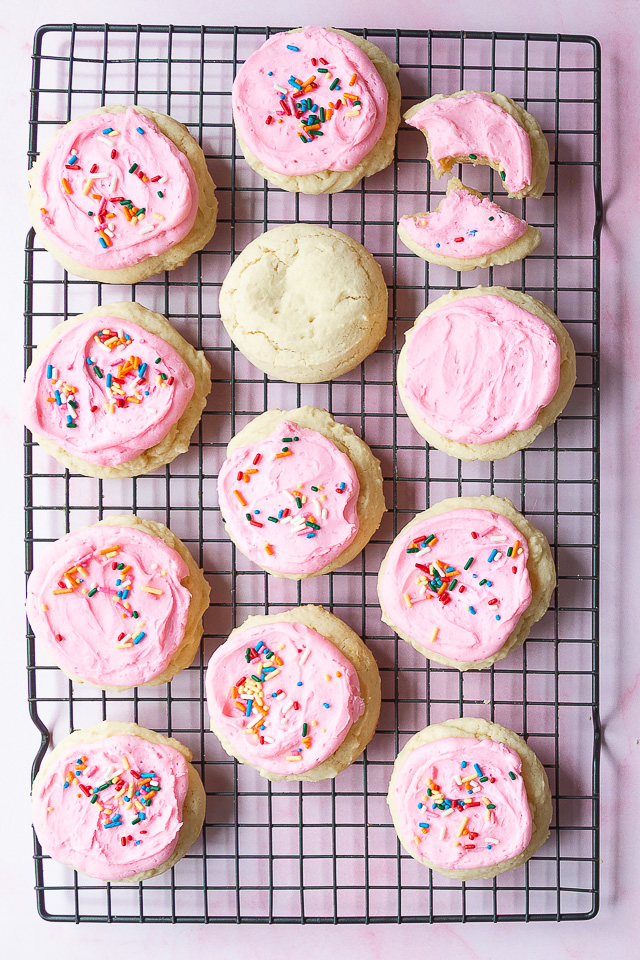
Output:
[99,545,120,555]
[264,543,274,556]
[349,73,357,85]
[275,451,292,459]
[233,490,247,506]
[98,230,112,247]
[61,178,72,194]
[53,588,74,595]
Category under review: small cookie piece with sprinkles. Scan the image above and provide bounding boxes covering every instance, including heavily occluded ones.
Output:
[206,606,381,781]
[387,717,552,880]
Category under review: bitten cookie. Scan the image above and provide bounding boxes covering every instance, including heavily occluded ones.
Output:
[387,717,552,880]
[232,26,401,194]
[22,301,211,479]
[206,605,381,781]
[397,286,576,461]
[217,406,386,579]
[377,495,555,671]
[398,178,541,271]
[31,721,206,882]
[26,515,210,691]
[404,91,549,199]
[219,223,388,382]
[27,105,218,283]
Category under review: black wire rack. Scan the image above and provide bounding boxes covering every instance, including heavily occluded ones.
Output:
[24,24,601,923]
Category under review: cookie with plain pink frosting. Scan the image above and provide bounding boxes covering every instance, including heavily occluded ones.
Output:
[26,105,217,283]
[387,717,552,880]
[206,606,381,781]
[26,515,210,691]
[217,406,385,579]
[31,721,205,882]
[404,90,549,199]
[232,26,401,194]
[398,178,541,271]
[397,286,576,461]
[377,495,555,671]
[22,301,211,479]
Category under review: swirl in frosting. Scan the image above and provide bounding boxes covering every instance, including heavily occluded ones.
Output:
[26,524,192,687]
[232,26,388,176]
[31,733,189,881]
[22,314,195,466]
[401,294,560,445]
[378,508,532,663]
[390,736,532,870]
[34,107,199,270]
[399,188,528,259]
[217,420,360,575]
[206,620,364,775]
[406,92,532,195]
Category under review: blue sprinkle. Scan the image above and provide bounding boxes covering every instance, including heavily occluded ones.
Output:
[496,615,501,621]
[278,510,283,518]
[467,229,478,236]
[66,414,72,424]
[138,362,147,377]
[474,763,483,777]
[99,237,108,249]
[306,532,316,538]
[46,364,52,378]
[144,390,149,395]
[469,606,477,615]
[106,373,112,388]
[55,390,62,405]
[418,822,429,829]
[487,548,498,563]
[255,641,264,651]
[461,761,467,769]
[268,71,273,76]
[260,724,265,730]
[135,840,141,845]
[472,573,477,579]
[67,156,78,165]
[487,581,493,587]
[254,509,260,515]
[245,699,253,717]
[297,681,302,686]
[102,127,113,134]
[431,803,437,810]
[86,357,92,364]
[487,844,492,850]
[286,44,300,51]
[435,243,440,248]
[63,782,69,788]
[138,812,145,821]
[272,692,278,698]
[323,702,330,709]
[116,579,122,586]
[136,126,145,134]
[417,802,423,808]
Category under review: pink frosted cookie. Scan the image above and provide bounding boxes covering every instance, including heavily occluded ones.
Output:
[232,26,401,193]
[31,721,205,882]
[26,105,217,283]
[397,286,576,461]
[26,516,210,690]
[22,302,211,478]
[387,718,552,880]
[398,178,541,271]
[377,496,555,671]
[206,606,381,781]
[404,91,549,199]
[217,407,385,579]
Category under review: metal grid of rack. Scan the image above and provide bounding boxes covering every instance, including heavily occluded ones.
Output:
[24,24,601,923]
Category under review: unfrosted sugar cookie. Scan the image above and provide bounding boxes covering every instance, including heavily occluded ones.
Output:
[219,223,388,383]
[217,407,385,579]
[206,606,380,781]
[377,496,555,671]
[404,91,549,199]
[31,721,206,882]
[232,26,401,193]
[26,515,210,690]
[398,178,541,271]
[387,717,552,880]
[27,105,217,283]
[22,302,211,478]
[397,286,576,461]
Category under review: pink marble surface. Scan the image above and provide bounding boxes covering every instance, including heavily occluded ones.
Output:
[0,0,638,956]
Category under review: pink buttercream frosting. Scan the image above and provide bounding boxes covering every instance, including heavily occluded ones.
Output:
[399,188,528,259]
[378,508,532,663]
[402,294,560,445]
[32,733,189,881]
[34,107,199,269]
[26,524,192,687]
[206,620,364,775]
[391,735,532,869]
[232,26,388,176]
[406,92,532,194]
[217,420,360,575]
[22,315,195,467]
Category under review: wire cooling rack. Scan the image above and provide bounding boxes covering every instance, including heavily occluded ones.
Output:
[24,24,601,923]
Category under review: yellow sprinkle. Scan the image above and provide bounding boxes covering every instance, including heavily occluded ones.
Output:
[41,603,48,612]
[122,756,130,769]
[430,627,439,643]
[324,673,331,681]
[153,213,165,220]
[345,109,361,117]
[47,806,54,812]
[286,755,302,761]
[82,178,93,195]
[141,586,163,595]
[456,816,468,838]
[403,592,412,608]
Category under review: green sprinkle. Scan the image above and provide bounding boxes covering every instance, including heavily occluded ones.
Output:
[281,446,289,453]
[479,776,489,782]
[507,546,513,557]
[155,357,162,364]
[479,579,487,586]
[464,557,474,570]
[448,579,458,591]
[87,587,98,597]
[319,107,325,122]
[131,817,141,825]
[294,437,299,441]
[295,497,302,509]
[268,516,278,523]
[500,170,506,181]
[311,486,318,492]
[251,675,262,683]
[128,163,138,173]
[117,563,125,570]
[133,611,139,619]
[87,211,93,216]
[90,794,98,804]
[93,365,103,379]
[487,803,496,809]
[245,513,252,521]
[425,534,436,544]
[305,521,320,530]
[265,651,274,659]
[508,771,516,780]
[407,547,419,553]
[302,723,308,737]
[157,190,164,197]
[160,372,167,380]
[66,422,77,428]
[427,788,432,796]
[469,153,477,159]
[330,77,340,90]
[281,437,293,442]
[97,782,111,791]
[318,67,328,73]
[488,216,495,221]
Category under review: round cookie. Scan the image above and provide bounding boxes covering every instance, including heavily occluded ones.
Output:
[27,105,218,283]
[26,514,210,691]
[217,406,386,579]
[397,286,576,461]
[387,717,552,880]
[404,91,549,199]
[22,301,211,479]
[206,605,381,782]
[398,178,541,271]
[218,223,388,383]
[377,495,555,671]
[233,26,401,194]
[31,721,206,882]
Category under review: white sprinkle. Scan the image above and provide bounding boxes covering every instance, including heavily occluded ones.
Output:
[158,176,168,184]
[137,225,155,235]
[439,827,446,840]
[90,171,110,178]
[417,545,432,557]
[321,509,328,520]
[442,808,454,817]
[97,135,113,145]
[486,838,499,845]
[494,552,503,561]
[490,535,507,542]
[299,648,311,665]
[109,175,118,193]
